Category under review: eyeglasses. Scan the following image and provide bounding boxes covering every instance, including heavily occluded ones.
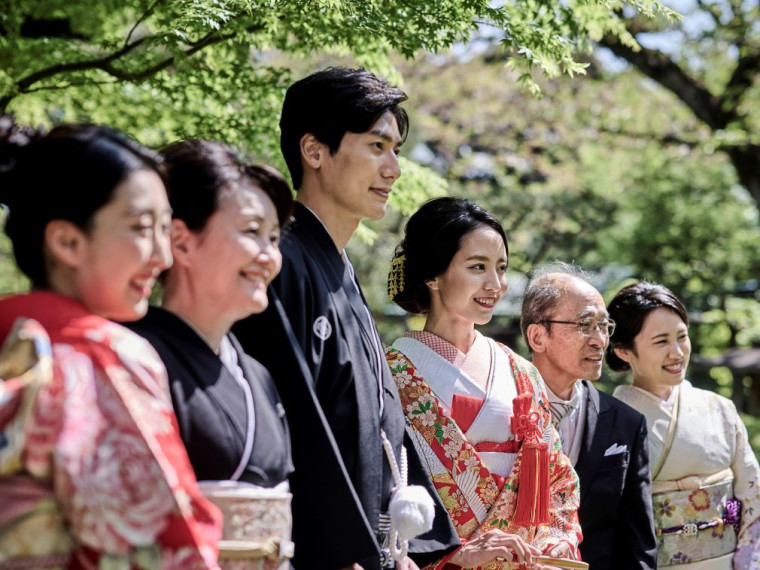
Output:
[539,319,616,337]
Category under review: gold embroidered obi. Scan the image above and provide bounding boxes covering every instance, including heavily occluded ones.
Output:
[653,479,738,566]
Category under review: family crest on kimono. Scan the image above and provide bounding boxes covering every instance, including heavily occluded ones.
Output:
[521,265,657,570]
[234,67,459,570]
[386,197,582,569]
[607,282,760,569]
[0,121,222,568]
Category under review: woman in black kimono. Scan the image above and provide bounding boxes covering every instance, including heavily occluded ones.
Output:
[128,139,293,487]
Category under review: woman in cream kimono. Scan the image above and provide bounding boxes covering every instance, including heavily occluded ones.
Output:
[386,197,583,570]
[607,282,760,569]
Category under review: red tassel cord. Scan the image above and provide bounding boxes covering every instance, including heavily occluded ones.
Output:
[510,393,550,527]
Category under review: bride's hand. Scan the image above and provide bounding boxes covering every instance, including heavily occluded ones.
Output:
[542,541,572,559]
[449,529,540,567]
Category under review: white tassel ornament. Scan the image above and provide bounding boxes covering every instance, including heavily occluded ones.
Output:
[381,430,435,561]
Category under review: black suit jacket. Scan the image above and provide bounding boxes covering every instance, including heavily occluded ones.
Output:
[574,381,657,570]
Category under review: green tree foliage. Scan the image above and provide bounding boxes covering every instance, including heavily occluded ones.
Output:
[597,0,760,211]
[0,0,675,293]
[367,49,760,358]
[1,0,675,156]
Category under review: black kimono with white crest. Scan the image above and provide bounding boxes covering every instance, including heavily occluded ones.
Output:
[234,203,458,570]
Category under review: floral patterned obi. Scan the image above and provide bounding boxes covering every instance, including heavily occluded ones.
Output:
[653,479,737,566]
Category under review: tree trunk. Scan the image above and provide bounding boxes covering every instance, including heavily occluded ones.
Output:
[727,145,760,208]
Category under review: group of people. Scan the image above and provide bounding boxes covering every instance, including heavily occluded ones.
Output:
[0,65,758,570]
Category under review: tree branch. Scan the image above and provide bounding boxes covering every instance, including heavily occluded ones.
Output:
[125,0,166,47]
[2,20,265,110]
[727,0,746,25]
[24,79,118,94]
[596,124,701,148]
[725,52,760,111]
[695,0,723,30]
[11,35,149,95]
[598,32,735,130]
[99,29,227,82]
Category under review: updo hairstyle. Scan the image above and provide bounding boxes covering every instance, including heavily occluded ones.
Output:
[605,281,689,372]
[0,117,164,287]
[389,196,508,314]
[160,139,293,230]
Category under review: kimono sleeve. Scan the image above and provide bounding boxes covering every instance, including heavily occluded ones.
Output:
[727,398,760,538]
[52,335,221,568]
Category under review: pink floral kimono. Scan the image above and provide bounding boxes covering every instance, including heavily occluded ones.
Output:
[0,292,222,569]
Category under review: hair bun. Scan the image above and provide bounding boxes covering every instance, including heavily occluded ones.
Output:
[0,116,45,206]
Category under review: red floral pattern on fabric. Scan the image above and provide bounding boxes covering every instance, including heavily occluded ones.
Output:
[387,342,582,569]
[0,292,222,568]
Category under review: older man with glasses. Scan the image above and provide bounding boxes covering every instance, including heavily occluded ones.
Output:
[520,262,657,570]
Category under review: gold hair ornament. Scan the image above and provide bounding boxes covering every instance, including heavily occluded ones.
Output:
[388,253,406,300]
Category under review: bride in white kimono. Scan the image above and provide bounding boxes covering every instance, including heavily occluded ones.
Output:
[606,281,760,569]
[386,197,583,570]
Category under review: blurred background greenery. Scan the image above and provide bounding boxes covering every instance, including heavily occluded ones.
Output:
[2,0,759,456]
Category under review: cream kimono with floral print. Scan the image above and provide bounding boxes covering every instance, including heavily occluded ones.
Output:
[615,381,760,569]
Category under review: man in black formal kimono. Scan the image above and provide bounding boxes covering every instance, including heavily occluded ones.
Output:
[520,263,657,570]
[234,67,458,570]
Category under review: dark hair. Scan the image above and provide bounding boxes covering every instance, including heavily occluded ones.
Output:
[280,66,409,189]
[605,281,689,372]
[0,117,164,287]
[520,262,592,348]
[161,139,293,230]
[389,196,508,314]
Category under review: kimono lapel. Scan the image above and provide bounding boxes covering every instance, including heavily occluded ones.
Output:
[141,308,249,449]
[650,384,681,480]
[393,336,508,444]
[230,334,280,414]
[290,204,387,537]
[228,333,292,482]
[293,205,383,416]
[391,336,485,412]
[342,258,384,365]
[468,343,516,441]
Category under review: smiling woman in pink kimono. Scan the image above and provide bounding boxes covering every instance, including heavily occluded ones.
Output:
[386,197,582,570]
[0,121,221,569]
[607,282,760,569]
